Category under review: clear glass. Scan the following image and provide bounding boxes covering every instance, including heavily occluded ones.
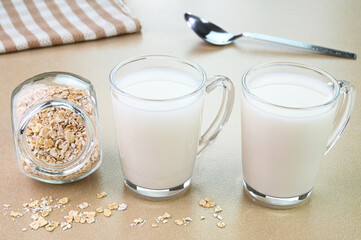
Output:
[11,72,102,184]
[109,55,235,199]
[241,62,355,209]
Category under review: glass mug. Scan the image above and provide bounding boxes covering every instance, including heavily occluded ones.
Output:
[109,55,235,199]
[241,62,355,209]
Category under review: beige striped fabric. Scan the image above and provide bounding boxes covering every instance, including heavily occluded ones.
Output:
[0,0,141,54]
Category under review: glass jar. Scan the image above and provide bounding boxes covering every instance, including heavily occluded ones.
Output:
[11,72,102,184]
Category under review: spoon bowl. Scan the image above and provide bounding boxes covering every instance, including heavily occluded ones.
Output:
[184,12,356,59]
[184,12,236,45]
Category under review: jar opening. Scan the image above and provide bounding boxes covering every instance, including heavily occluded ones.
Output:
[17,100,96,176]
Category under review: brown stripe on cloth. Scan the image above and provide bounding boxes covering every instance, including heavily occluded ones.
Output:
[2,1,40,49]
[45,0,85,42]
[25,0,63,45]
[66,0,106,39]
[87,0,126,35]
[110,0,141,31]
[0,23,18,53]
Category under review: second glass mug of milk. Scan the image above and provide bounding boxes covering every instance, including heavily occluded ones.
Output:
[109,55,234,199]
[241,62,355,209]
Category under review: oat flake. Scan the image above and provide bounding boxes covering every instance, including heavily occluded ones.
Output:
[96,207,104,213]
[217,222,226,228]
[78,202,89,209]
[118,203,127,211]
[108,202,118,210]
[103,209,112,217]
[96,192,107,199]
[58,197,69,205]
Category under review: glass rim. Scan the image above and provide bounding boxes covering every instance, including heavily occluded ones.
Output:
[241,61,341,110]
[109,54,207,102]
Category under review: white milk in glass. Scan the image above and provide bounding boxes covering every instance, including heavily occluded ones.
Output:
[111,68,204,189]
[242,72,337,197]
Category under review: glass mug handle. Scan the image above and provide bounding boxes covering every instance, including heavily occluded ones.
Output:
[197,75,235,158]
[325,80,356,154]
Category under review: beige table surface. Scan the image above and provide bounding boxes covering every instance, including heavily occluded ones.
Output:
[0,0,360,239]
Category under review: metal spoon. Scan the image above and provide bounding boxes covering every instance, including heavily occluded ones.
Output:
[184,12,357,59]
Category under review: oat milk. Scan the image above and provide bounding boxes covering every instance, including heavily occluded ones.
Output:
[242,72,337,197]
[111,68,204,189]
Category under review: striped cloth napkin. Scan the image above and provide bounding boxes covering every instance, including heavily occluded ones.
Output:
[0,0,141,54]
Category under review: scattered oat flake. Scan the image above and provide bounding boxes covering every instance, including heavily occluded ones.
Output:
[78,202,89,209]
[217,222,226,228]
[103,209,111,217]
[61,222,72,230]
[38,217,48,227]
[118,203,127,211]
[200,216,205,220]
[46,225,56,232]
[96,192,107,198]
[58,197,69,205]
[214,205,222,213]
[10,211,23,218]
[132,218,146,227]
[217,215,223,220]
[184,217,192,222]
[22,203,28,208]
[86,217,95,224]
[96,207,104,213]
[213,213,218,218]
[133,218,143,224]
[64,215,73,223]
[80,217,86,224]
[29,221,40,230]
[175,218,185,225]
[157,212,171,223]
[29,200,39,208]
[199,197,217,209]
[152,223,158,228]
[4,204,10,208]
[43,205,52,212]
[74,215,81,223]
[31,214,39,221]
[41,210,50,217]
[22,228,27,231]
[69,210,78,216]
[87,211,96,218]
[108,202,118,210]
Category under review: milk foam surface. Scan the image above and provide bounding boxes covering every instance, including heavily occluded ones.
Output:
[249,72,333,108]
[118,67,198,100]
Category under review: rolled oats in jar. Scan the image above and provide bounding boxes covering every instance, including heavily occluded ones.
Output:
[11,72,102,184]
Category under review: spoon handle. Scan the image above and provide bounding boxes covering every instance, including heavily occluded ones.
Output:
[242,32,357,59]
